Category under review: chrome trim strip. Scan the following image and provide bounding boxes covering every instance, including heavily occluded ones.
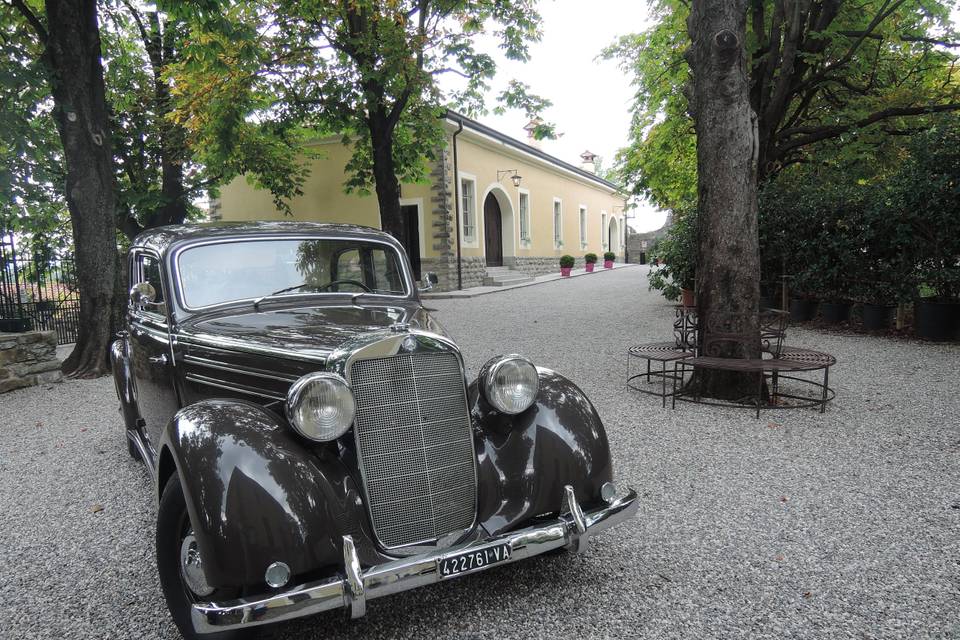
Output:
[184,373,286,401]
[182,354,300,383]
[169,235,416,313]
[178,334,332,364]
[342,536,365,619]
[563,485,589,554]
[191,488,639,634]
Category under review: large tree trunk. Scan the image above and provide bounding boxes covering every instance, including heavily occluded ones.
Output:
[685,0,763,400]
[368,115,409,257]
[44,0,119,377]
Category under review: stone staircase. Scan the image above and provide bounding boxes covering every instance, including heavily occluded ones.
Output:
[482,266,535,287]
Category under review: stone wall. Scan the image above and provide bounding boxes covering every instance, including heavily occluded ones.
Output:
[422,256,487,291]
[509,256,588,277]
[0,330,63,393]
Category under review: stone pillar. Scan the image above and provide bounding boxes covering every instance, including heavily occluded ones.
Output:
[424,144,460,291]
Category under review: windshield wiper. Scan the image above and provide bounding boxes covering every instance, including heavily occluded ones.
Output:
[253,283,313,309]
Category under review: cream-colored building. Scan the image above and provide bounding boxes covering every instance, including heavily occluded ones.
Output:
[216,111,628,291]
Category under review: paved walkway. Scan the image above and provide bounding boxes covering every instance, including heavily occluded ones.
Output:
[423,262,636,299]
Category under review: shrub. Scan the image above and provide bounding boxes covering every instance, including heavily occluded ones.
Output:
[584,253,598,264]
[603,251,616,261]
[559,254,575,269]
[889,122,960,301]
[647,207,696,301]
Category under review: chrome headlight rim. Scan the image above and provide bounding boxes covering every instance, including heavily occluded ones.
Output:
[285,372,356,442]
[481,354,539,415]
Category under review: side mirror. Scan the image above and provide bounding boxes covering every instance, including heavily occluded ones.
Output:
[419,271,439,293]
[129,282,158,308]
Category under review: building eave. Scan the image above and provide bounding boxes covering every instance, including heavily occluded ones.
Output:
[443,110,628,197]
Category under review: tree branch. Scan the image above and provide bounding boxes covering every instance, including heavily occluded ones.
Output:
[776,102,960,152]
[8,0,48,41]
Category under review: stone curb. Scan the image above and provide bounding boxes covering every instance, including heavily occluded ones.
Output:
[422,263,639,299]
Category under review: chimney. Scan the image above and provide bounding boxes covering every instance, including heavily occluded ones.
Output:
[579,150,597,174]
[524,119,543,150]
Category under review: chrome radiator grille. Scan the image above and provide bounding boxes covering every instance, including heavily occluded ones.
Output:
[350,351,477,548]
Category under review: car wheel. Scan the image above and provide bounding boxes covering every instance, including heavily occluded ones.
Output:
[157,474,254,640]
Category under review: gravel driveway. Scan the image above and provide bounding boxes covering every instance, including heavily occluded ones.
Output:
[1,266,958,639]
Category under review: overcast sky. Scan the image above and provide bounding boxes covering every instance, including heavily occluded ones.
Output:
[451,0,665,231]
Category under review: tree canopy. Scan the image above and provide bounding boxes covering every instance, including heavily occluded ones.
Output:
[605,0,960,210]
[164,0,556,243]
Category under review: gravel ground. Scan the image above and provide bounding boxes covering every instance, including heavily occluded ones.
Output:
[1,265,958,640]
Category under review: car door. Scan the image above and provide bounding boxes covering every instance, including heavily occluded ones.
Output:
[128,250,180,454]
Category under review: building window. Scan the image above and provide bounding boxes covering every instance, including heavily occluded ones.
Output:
[460,178,476,242]
[553,199,563,248]
[601,212,608,249]
[519,191,531,245]
[579,206,587,249]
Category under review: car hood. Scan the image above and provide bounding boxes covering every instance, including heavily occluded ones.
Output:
[179,303,447,363]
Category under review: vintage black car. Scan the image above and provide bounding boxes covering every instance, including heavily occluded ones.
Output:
[111,221,637,638]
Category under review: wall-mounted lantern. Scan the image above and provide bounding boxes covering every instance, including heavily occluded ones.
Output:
[497,169,523,188]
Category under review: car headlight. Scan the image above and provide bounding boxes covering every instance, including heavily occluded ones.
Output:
[285,372,356,442]
[481,355,539,414]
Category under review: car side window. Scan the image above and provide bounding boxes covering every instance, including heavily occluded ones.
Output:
[371,249,404,293]
[133,253,167,321]
[333,248,404,294]
[335,249,364,284]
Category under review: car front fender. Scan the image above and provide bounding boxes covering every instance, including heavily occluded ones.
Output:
[159,399,387,590]
[110,338,140,430]
[470,368,614,536]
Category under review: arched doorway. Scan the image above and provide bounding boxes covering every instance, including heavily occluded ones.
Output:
[483,192,502,267]
[608,217,620,256]
[481,186,516,268]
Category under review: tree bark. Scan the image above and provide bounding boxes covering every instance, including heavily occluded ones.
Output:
[685,0,763,400]
[368,113,408,254]
[43,0,120,377]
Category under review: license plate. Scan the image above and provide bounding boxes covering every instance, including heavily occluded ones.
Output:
[437,542,512,579]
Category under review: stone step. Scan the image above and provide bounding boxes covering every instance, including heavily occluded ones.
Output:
[482,273,534,287]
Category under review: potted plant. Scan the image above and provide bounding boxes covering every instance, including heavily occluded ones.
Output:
[603,251,615,269]
[787,270,819,322]
[0,307,32,333]
[584,253,598,273]
[868,122,960,340]
[0,289,32,333]
[646,208,697,304]
[856,280,898,331]
[559,254,575,277]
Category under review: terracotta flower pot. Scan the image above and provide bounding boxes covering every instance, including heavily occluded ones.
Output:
[603,260,614,269]
[585,263,595,272]
[681,288,695,308]
[560,267,572,277]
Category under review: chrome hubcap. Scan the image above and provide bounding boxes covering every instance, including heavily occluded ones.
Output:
[180,532,214,597]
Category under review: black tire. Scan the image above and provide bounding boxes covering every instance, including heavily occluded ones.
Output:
[157,474,253,640]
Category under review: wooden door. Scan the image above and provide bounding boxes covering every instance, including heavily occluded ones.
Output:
[483,194,503,267]
[400,204,421,281]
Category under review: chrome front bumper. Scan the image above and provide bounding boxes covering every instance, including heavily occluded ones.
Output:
[192,485,638,634]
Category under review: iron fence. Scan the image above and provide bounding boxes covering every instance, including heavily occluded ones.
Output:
[0,230,80,345]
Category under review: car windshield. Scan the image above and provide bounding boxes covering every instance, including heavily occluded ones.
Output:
[176,238,408,309]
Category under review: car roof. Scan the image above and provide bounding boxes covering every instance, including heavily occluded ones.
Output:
[131,221,401,257]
